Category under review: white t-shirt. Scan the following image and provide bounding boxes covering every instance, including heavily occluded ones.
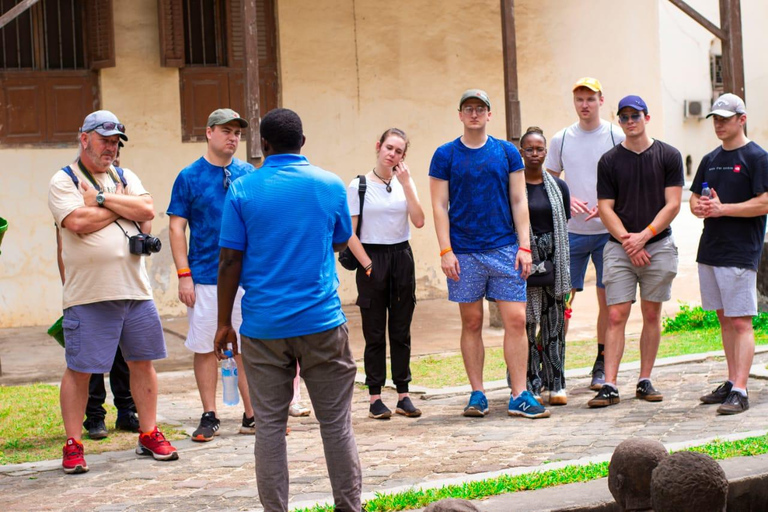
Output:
[545,119,624,235]
[347,176,416,244]
[48,164,153,309]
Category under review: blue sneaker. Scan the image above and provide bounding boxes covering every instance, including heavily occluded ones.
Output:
[463,390,489,417]
[508,390,551,419]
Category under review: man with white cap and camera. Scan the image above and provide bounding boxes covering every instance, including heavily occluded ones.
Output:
[691,93,768,415]
[48,110,177,474]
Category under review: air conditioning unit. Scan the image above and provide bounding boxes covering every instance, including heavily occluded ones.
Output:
[684,100,707,119]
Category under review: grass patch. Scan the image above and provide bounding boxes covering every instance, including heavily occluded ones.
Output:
[0,383,187,465]
[293,434,768,512]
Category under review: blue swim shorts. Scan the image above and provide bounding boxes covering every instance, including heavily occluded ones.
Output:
[447,244,527,303]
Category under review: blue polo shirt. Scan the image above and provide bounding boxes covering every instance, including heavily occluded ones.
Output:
[167,157,254,284]
[219,153,352,339]
[429,136,524,253]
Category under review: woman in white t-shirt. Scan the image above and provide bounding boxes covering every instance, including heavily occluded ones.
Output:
[347,128,425,420]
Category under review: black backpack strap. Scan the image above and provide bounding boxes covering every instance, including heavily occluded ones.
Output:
[356,175,367,237]
[610,126,616,147]
[60,166,79,188]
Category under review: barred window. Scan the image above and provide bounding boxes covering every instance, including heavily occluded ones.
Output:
[159,0,278,142]
[0,0,114,145]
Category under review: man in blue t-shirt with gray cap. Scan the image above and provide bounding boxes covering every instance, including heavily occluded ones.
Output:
[691,93,768,415]
[430,89,550,420]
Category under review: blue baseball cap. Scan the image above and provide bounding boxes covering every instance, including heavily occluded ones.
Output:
[80,110,128,141]
[617,95,648,114]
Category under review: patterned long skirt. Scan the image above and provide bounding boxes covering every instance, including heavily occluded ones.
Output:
[526,231,566,394]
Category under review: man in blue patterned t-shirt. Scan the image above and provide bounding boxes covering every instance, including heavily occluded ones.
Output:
[429,89,549,419]
[167,109,256,441]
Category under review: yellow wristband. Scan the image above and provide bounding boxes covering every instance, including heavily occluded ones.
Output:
[647,224,657,236]
[440,247,453,257]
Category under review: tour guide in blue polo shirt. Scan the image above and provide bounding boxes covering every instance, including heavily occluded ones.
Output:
[214,108,361,511]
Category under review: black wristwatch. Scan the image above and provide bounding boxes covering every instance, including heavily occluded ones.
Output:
[96,192,105,207]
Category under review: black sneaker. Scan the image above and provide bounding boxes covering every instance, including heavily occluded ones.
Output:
[115,410,140,432]
[717,390,749,415]
[395,397,422,417]
[588,384,620,408]
[84,418,108,440]
[636,380,663,402]
[368,399,392,420]
[192,411,220,442]
[700,381,733,404]
[590,360,606,391]
[239,413,255,435]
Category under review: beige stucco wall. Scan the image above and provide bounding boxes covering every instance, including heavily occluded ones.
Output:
[0,0,677,327]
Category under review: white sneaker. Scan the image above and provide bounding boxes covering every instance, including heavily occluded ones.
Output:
[289,403,311,417]
[549,389,567,406]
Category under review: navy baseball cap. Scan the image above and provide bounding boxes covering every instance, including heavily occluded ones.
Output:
[617,95,648,114]
[80,110,128,141]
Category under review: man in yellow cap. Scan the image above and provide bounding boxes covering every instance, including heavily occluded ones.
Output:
[544,78,625,397]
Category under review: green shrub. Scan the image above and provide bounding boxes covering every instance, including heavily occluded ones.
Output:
[663,303,768,334]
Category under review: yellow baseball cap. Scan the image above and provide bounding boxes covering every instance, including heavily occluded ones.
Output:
[572,77,603,93]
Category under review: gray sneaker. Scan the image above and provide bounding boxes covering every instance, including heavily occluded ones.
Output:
[590,360,606,391]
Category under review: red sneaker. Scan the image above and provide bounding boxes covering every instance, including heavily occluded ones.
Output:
[136,426,179,461]
[62,437,89,474]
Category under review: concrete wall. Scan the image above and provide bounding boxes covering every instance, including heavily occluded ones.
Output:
[0,0,688,327]
[658,0,768,180]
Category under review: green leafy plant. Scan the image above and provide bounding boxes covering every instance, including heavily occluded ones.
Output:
[663,303,768,333]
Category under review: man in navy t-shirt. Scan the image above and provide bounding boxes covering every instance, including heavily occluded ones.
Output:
[429,89,548,419]
[214,108,360,511]
[167,109,256,441]
[691,93,768,415]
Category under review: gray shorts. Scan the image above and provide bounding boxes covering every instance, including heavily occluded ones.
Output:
[63,300,167,373]
[602,237,678,306]
[698,264,758,317]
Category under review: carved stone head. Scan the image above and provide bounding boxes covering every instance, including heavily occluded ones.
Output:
[608,438,669,511]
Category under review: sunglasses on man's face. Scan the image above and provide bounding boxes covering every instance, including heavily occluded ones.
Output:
[618,113,644,124]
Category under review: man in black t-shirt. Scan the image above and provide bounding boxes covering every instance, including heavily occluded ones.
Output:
[589,95,684,408]
[691,93,768,415]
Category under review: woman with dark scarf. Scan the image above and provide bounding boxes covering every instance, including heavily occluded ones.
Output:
[521,127,572,405]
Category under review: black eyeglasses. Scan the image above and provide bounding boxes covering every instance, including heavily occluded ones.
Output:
[96,122,126,133]
[223,167,232,190]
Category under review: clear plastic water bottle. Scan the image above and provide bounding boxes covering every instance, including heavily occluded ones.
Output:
[701,182,712,198]
[221,350,239,406]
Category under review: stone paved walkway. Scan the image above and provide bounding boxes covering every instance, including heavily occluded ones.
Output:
[2,352,767,511]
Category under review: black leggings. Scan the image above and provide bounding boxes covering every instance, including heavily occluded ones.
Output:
[356,242,416,395]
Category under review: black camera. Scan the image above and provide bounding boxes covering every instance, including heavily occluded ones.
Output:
[129,233,162,255]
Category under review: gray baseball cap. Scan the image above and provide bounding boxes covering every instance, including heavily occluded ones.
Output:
[707,93,746,118]
[459,89,491,110]
[80,110,128,141]
[207,108,249,128]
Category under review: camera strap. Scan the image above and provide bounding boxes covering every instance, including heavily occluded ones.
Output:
[113,220,144,241]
